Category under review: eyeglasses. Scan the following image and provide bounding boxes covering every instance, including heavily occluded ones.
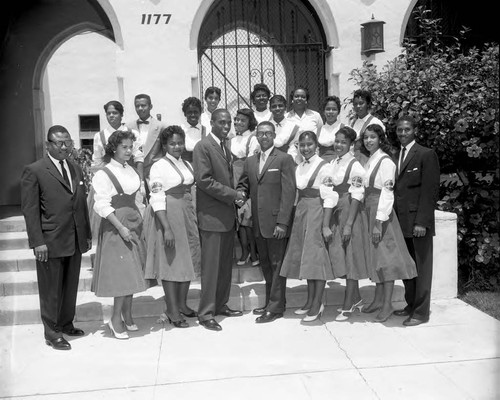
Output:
[256,131,274,138]
[49,139,74,148]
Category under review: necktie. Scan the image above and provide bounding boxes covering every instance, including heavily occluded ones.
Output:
[220,139,229,160]
[399,146,406,172]
[59,160,70,186]
[137,119,149,125]
[259,152,266,173]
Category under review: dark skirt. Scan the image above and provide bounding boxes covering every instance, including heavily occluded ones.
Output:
[280,196,333,280]
[327,193,370,280]
[364,191,417,283]
[92,205,147,297]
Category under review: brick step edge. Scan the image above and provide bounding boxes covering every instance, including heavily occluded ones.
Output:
[0,280,406,326]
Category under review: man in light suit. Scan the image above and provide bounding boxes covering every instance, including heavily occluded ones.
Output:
[237,121,296,323]
[393,115,440,326]
[21,125,92,350]
[127,93,167,186]
[193,109,246,331]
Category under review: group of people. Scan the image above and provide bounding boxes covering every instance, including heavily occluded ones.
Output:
[20,84,440,350]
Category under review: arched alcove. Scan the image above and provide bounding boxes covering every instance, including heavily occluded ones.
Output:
[197,0,329,112]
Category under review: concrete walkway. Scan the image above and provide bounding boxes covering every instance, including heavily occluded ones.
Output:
[1,298,499,400]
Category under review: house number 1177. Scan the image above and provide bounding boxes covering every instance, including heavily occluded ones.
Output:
[141,14,172,24]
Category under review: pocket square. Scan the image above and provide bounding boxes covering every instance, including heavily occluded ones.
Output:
[268,168,279,172]
[407,167,418,172]
[79,181,84,185]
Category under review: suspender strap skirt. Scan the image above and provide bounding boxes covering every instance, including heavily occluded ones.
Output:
[326,159,370,280]
[280,161,334,280]
[143,158,200,282]
[364,156,417,283]
[91,167,147,297]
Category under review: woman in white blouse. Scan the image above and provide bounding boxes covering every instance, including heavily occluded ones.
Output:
[280,131,338,322]
[360,124,417,323]
[143,126,200,328]
[180,97,206,163]
[200,86,221,131]
[251,83,272,123]
[286,86,323,136]
[88,101,144,243]
[321,126,369,321]
[317,96,344,162]
[91,130,147,339]
[230,108,260,266]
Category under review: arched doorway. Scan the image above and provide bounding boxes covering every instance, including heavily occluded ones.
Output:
[198,0,328,114]
[0,0,118,206]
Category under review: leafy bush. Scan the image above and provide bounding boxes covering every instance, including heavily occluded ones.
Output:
[70,147,93,194]
[348,7,499,292]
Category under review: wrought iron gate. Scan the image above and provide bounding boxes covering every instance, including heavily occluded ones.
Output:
[198,0,328,116]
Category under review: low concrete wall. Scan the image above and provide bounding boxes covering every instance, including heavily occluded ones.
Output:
[432,210,458,300]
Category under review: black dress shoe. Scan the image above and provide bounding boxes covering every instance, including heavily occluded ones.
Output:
[45,337,71,350]
[199,319,222,331]
[62,327,85,336]
[256,311,283,324]
[403,317,428,327]
[180,309,198,318]
[394,309,411,317]
[217,308,243,317]
[252,307,267,315]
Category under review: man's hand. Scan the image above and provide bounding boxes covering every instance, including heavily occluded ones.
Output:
[273,224,287,240]
[34,244,48,263]
[235,190,246,207]
[413,224,426,238]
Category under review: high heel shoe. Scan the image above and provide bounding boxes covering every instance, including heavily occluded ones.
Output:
[121,315,138,331]
[108,320,129,340]
[303,304,325,322]
[336,299,363,321]
[294,307,310,315]
[167,315,189,329]
[237,254,251,266]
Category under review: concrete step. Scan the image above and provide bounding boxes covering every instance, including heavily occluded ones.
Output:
[0,263,262,297]
[0,279,398,326]
[0,231,29,250]
[0,248,95,272]
[0,215,26,233]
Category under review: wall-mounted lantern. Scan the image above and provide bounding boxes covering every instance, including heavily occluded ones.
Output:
[361,14,385,56]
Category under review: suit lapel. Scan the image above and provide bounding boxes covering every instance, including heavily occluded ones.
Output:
[44,157,72,193]
[208,134,230,163]
[399,144,418,177]
[144,119,161,154]
[258,148,277,182]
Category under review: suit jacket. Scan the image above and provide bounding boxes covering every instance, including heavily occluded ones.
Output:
[20,157,91,258]
[237,147,296,238]
[127,117,167,177]
[193,134,237,232]
[393,142,440,237]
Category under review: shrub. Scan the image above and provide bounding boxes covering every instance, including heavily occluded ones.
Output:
[348,7,499,291]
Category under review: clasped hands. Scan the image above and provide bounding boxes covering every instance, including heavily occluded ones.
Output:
[235,190,246,207]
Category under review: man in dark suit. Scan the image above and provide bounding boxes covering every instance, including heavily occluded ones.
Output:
[20,125,92,350]
[393,115,440,326]
[237,121,296,323]
[193,109,246,331]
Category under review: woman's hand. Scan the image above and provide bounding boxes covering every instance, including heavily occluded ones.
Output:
[372,220,382,244]
[341,225,352,246]
[164,228,175,248]
[118,226,132,242]
[322,226,333,243]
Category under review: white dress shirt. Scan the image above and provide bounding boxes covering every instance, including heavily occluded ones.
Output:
[296,154,338,208]
[258,145,274,174]
[350,113,385,139]
[318,120,343,148]
[286,108,323,134]
[321,152,365,203]
[253,108,272,124]
[398,139,416,172]
[230,130,260,159]
[48,153,73,192]
[181,122,204,152]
